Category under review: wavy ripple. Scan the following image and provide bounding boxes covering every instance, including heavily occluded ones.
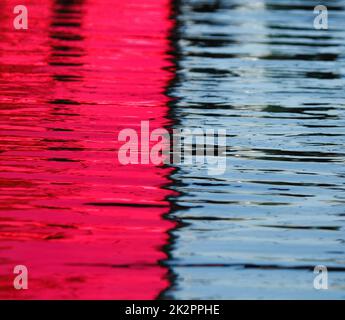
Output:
[163,0,345,299]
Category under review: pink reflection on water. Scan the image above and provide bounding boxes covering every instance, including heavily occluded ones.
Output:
[0,0,175,299]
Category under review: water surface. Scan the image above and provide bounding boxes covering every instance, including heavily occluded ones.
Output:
[0,0,174,299]
[163,0,345,299]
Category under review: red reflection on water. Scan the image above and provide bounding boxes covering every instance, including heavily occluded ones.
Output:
[0,0,175,299]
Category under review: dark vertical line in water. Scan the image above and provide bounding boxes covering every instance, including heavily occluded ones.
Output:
[49,0,85,75]
[46,0,86,152]
[157,0,184,300]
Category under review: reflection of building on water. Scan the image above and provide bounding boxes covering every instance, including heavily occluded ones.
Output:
[163,0,345,299]
[0,0,175,299]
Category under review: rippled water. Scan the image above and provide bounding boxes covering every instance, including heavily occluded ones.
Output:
[163,0,345,299]
[1,0,345,300]
[0,0,174,299]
